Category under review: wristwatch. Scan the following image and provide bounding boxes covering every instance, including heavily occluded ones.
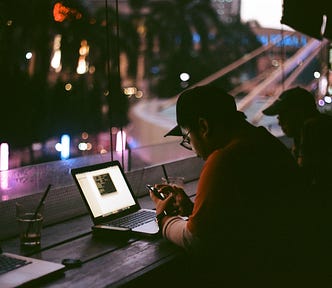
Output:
[155,210,167,225]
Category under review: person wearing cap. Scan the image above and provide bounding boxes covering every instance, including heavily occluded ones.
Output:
[149,84,315,286]
[262,86,332,192]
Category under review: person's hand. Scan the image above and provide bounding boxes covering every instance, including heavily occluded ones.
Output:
[149,187,174,216]
[155,184,194,216]
[170,186,194,216]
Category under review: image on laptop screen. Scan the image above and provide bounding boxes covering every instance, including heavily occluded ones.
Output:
[74,163,136,218]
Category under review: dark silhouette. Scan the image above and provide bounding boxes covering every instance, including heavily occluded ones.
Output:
[149,84,324,287]
[263,86,332,193]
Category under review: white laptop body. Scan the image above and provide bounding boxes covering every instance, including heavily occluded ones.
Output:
[0,248,65,288]
[71,160,159,236]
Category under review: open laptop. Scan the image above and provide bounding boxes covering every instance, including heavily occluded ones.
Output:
[71,160,159,236]
[0,245,65,288]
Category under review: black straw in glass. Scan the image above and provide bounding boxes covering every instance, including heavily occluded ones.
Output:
[25,184,52,236]
[161,165,169,184]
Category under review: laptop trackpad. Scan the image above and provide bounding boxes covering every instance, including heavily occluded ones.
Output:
[132,221,159,235]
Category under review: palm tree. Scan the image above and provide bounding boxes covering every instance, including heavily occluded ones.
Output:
[1,0,262,165]
[135,0,261,97]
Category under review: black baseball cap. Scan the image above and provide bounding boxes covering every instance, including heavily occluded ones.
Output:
[262,87,317,116]
[164,84,244,137]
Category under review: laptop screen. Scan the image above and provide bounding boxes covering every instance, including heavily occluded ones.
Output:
[73,162,137,218]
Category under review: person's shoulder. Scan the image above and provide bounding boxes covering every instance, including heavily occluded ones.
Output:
[206,143,243,166]
[222,126,277,151]
[244,126,281,146]
[320,112,332,123]
[304,112,332,130]
[202,148,232,175]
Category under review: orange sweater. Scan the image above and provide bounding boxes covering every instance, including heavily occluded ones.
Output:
[164,126,305,272]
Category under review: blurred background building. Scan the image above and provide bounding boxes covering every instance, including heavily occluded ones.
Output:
[0,0,331,171]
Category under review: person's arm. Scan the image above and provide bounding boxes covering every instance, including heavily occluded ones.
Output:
[161,216,198,251]
[150,187,197,250]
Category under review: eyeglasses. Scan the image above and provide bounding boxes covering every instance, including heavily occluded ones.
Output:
[180,130,192,150]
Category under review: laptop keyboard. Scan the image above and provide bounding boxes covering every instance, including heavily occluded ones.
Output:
[0,254,31,275]
[108,210,156,229]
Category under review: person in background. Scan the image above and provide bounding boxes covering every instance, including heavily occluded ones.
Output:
[149,84,321,287]
[262,86,332,193]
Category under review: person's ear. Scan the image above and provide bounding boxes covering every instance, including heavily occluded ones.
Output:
[198,117,209,137]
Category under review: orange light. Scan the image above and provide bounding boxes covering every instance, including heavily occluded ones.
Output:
[53,2,82,23]
[53,3,69,22]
